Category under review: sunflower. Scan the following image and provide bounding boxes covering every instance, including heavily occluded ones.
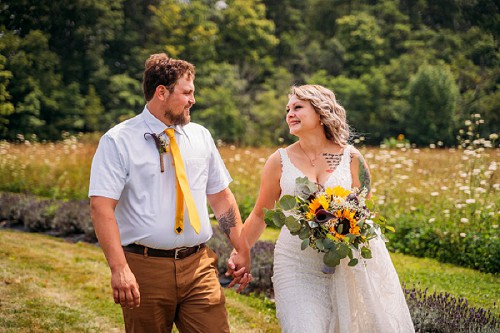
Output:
[326,186,351,199]
[332,209,359,236]
[308,195,329,215]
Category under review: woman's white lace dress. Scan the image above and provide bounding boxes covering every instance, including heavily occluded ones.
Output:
[272,146,415,333]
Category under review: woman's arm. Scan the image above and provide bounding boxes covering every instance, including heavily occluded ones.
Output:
[349,147,372,198]
[242,150,283,247]
[226,150,282,281]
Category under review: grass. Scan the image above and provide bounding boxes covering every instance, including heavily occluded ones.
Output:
[0,136,498,329]
[1,229,498,333]
[0,229,280,333]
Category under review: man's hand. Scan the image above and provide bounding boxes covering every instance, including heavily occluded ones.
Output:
[226,248,253,293]
[111,264,141,308]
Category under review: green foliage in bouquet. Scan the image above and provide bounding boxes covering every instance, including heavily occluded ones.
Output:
[264,177,394,269]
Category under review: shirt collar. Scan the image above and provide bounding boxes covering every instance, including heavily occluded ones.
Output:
[141,105,187,136]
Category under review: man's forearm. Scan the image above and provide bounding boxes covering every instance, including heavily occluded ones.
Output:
[208,189,249,254]
[90,198,127,272]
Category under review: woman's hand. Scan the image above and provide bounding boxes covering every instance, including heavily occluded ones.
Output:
[226,248,253,293]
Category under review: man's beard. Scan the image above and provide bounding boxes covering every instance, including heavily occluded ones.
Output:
[164,109,190,126]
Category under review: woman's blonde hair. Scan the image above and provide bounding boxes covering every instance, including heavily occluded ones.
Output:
[289,84,350,147]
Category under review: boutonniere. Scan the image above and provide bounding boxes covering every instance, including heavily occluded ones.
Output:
[144,132,169,172]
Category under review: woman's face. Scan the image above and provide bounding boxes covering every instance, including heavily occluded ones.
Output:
[286,95,321,136]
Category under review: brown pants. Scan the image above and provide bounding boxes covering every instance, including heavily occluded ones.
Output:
[122,246,230,333]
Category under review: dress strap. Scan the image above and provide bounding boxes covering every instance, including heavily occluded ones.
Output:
[278,148,291,168]
[342,145,352,165]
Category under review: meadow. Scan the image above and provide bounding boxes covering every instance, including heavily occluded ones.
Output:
[0,133,499,331]
[1,133,498,271]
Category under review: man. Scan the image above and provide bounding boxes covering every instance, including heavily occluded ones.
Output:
[89,53,251,333]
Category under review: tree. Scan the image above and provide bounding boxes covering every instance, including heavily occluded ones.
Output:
[406,64,459,146]
[215,0,278,84]
[104,74,144,127]
[192,62,249,144]
[247,67,295,146]
[150,0,219,64]
[335,13,386,77]
[0,29,63,139]
[0,54,14,137]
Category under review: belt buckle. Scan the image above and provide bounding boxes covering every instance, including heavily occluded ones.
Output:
[174,247,188,260]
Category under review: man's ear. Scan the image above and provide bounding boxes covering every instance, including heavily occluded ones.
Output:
[156,85,170,101]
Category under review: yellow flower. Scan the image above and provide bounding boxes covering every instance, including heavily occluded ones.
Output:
[334,232,345,240]
[333,209,359,235]
[308,195,329,214]
[350,225,361,235]
[397,133,405,141]
[327,186,351,199]
[334,209,356,221]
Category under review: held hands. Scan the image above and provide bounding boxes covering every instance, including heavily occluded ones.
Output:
[111,264,140,308]
[226,248,253,293]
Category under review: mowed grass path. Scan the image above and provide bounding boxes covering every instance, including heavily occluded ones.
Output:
[0,229,279,333]
[1,229,498,332]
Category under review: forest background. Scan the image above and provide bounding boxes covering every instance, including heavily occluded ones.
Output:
[0,0,498,147]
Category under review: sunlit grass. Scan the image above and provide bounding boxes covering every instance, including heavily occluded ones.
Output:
[0,229,279,332]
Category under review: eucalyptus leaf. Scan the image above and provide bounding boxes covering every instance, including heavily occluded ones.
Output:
[315,239,325,251]
[361,246,372,259]
[295,177,318,199]
[285,215,301,232]
[348,258,359,266]
[338,242,350,257]
[279,195,297,211]
[301,238,310,250]
[272,211,286,228]
[263,208,276,227]
[323,250,341,267]
[323,237,335,249]
[298,226,310,240]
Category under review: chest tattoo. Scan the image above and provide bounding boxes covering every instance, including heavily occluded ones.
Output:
[323,153,343,173]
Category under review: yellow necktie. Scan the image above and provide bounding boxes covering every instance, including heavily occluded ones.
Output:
[165,128,201,234]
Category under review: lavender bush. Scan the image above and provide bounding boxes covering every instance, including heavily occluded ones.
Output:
[52,200,95,242]
[21,198,58,231]
[0,192,30,225]
[404,285,499,333]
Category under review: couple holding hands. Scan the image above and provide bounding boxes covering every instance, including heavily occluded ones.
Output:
[89,54,414,333]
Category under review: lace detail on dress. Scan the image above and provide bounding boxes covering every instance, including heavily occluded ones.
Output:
[272,145,415,333]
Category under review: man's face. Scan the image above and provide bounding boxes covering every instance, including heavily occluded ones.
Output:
[163,74,196,126]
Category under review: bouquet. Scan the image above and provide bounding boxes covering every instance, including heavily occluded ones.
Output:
[264,177,393,273]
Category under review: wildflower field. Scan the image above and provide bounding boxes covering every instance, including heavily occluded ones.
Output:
[1,133,498,272]
[0,133,499,331]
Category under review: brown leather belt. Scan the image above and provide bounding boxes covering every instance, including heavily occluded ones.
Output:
[123,243,205,260]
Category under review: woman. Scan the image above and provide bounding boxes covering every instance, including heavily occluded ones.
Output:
[230,85,414,332]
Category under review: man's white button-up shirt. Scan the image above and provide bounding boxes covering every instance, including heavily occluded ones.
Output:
[89,106,232,249]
